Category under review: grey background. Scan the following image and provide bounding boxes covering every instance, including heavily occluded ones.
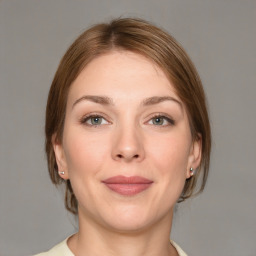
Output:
[1,0,255,255]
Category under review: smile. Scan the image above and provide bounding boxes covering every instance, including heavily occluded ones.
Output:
[102,175,153,196]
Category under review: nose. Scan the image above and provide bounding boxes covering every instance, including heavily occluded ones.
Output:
[111,124,145,163]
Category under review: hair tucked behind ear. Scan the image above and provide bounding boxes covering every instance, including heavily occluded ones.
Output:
[45,17,211,214]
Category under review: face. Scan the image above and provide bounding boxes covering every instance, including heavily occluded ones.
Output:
[54,51,201,233]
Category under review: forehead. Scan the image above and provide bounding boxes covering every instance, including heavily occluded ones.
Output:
[67,51,180,105]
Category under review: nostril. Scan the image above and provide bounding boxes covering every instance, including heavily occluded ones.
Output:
[116,153,140,159]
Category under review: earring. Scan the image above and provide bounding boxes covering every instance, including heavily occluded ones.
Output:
[190,167,195,176]
[59,171,65,175]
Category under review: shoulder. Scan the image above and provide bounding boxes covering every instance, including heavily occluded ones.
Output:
[33,237,187,256]
[171,240,188,256]
[33,237,74,256]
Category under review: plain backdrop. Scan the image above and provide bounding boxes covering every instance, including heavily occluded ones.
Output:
[1,0,256,255]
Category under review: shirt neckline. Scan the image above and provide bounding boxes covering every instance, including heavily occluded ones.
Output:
[62,235,187,256]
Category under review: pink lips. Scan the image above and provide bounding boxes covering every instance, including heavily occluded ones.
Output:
[102,175,153,196]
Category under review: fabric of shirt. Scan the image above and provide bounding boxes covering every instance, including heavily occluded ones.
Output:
[33,236,188,256]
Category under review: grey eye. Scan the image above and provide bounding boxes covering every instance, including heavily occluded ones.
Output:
[148,115,175,126]
[90,117,103,125]
[152,117,164,125]
[81,115,109,126]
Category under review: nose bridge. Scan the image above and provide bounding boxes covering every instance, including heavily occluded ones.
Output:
[112,116,144,162]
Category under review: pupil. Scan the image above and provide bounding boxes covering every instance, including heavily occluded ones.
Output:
[92,117,101,124]
[154,117,163,125]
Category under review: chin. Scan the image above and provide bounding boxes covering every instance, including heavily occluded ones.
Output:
[99,204,162,233]
[105,216,153,234]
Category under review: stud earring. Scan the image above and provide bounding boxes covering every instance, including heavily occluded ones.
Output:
[190,167,195,176]
[59,171,65,175]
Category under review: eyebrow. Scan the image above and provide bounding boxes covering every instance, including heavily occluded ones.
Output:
[72,95,182,110]
[72,95,114,109]
[142,96,183,109]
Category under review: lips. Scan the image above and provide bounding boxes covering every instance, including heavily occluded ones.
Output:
[102,175,153,196]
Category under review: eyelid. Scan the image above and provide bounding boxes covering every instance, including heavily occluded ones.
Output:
[79,112,175,127]
[145,113,175,126]
[79,112,112,126]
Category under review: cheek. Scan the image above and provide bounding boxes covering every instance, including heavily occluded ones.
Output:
[144,133,191,212]
[147,131,191,199]
[63,128,110,175]
[148,133,191,175]
[62,129,112,206]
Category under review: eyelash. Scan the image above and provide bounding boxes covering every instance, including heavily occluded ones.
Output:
[147,114,175,126]
[79,113,175,127]
[80,114,110,127]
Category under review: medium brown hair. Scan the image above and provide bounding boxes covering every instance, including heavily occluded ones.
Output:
[45,17,211,214]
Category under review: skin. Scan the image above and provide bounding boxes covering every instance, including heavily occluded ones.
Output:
[53,51,201,256]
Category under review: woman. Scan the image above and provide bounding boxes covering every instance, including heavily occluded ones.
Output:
[36,17,211,256]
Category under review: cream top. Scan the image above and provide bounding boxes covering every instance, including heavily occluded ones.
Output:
[34,236,188,256]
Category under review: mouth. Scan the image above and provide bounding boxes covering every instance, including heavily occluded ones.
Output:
[102,175,153,196]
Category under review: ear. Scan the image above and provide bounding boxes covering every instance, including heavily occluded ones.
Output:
[52,134,69,180]
[186,134,202,179]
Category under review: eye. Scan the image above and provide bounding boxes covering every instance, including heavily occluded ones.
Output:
[148,115,175,126]
[80,115,109,126]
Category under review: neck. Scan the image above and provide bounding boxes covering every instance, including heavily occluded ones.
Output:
[67,208,178,256]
